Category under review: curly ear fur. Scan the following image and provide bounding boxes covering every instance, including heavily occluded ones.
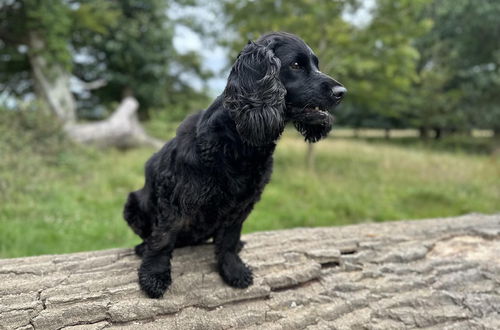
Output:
[223,41,286,146]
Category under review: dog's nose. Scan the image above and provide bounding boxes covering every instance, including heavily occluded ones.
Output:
[332,86,347,100]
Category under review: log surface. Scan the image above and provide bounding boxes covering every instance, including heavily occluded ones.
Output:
[1,214,499,330]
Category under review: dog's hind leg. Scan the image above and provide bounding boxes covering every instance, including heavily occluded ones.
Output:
[123,190,152,256]
[134,242,147,257]
[214,221,253,288]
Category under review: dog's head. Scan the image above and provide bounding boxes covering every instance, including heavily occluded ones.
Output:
[223,32,346,145]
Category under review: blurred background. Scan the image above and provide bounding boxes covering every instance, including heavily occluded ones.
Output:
[0,0,499,258]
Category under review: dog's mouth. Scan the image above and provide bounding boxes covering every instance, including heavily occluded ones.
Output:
[286,104,335,122]
[303,106,331,116]
[285,103,335,143]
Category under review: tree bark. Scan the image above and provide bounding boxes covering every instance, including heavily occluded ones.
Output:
[27,31,161,150]
[1,213,499,329]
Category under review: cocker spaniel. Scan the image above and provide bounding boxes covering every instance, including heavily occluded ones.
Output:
[124,32,346,298]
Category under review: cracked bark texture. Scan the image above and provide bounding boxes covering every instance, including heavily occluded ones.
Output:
[1,213,499,330]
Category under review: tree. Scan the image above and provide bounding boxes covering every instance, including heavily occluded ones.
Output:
[221,0,430,164]
[222,0,431,120]
[415,0,500,137]
[71,0,211,118]
[0,0,209,147]
[1,0,115,122]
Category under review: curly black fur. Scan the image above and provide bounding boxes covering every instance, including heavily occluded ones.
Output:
[123,32,346,298]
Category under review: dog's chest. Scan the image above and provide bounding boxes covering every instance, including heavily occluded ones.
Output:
[192,137,275,214]
[223,154,273,200]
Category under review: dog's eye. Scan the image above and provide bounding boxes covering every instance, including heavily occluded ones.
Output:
[290,62,303,70]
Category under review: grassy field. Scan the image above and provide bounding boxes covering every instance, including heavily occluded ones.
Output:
[1,114,499,258]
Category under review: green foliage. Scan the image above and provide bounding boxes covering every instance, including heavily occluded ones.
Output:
[0,2,32,95]
[343,0,431,126]
[1,117,498,257]
[0,0,210,117]
[70,1,121,35]
[74,0,176,111]
[222,0,431,129]
[0,0,73,75]
[70,0,211,114]
[2,0,497,130]
[415,0,500,133]
[407,68,462,131]
[25,0,73,69]
[0,0,118,96]
[221,0,499,134]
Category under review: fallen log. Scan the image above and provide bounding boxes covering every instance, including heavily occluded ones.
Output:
[1,214,499,329]
[64,97,163,150]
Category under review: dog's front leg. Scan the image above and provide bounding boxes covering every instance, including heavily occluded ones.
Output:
[138,227,177,298]
[214,221,253,288]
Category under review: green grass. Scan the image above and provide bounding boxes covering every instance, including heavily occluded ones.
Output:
[245,132,499,231]
[1,114,499,258]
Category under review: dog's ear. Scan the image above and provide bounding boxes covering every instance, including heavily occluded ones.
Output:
[223,41,286,146]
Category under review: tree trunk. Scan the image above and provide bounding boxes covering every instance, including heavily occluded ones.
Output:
[28,31,76,123]
[384,127,390,139]
[419,126,429,139]
[27,31,161,149]
[0,214,498,329]
[434,127,442,140]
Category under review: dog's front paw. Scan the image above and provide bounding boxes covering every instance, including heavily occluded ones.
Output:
[219,254,253,288]
[138,269,171,298]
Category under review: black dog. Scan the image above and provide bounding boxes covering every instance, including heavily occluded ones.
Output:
[123,32,346,298]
